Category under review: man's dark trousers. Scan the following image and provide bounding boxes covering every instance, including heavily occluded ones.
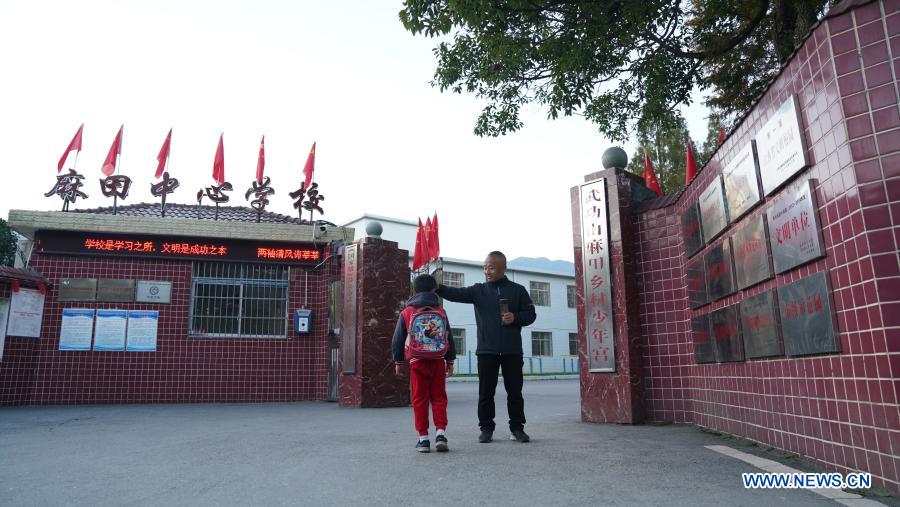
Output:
[477,354,525,431]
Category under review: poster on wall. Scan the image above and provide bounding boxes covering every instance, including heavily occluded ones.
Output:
[579,178,615,372]
[93,309,127,351]
[0,298,9,361]
[7,287,45,337]
[58,309,95,351]
[766,178,825,274]
[722,142,762,221]
[126,310,159,352]
[756,94,809,195]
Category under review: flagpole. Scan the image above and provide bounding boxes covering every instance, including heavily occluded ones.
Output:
[654,126,665,194]
[72,151,79,172]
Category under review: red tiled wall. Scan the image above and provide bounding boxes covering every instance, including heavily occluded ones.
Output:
[634,1,900,491]
[0,253,331,405]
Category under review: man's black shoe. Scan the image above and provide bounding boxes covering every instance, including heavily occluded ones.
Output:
[510,429,530,442]
[478,429,493,443]
[416,439,431,453]
[435,434,449,452]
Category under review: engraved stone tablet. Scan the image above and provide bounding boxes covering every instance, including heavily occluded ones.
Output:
[681,202,704,258]
[778,272,839,357]
[97,279,135,302]
[711,305,744,362]
[686,256,708,309]
[766,179,825,274]
[135,280,172,304]
[58,279,97,301]
[723,142,762,220]
[692,314,715,363]
[740,289,783,358]
[732,215,773,290]
[756,94,809,196]
[699,175,729,242]
[705,239,736,301]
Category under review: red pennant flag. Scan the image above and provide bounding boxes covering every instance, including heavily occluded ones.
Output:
[155,128,172,178]
[718,127,726,145]
[412,219,427,271]
[57,124,84,173]
[302,142,316,189]
[643,154,663,197]
[424,217,433,261]
[212,133,225,184]
[428,213,440,260]
[685,139,698,185]
[101,125,123,176]
[256,135,266,184]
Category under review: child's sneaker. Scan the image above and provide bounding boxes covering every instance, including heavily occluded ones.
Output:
[435,434,449,452]
[416,439,431,453]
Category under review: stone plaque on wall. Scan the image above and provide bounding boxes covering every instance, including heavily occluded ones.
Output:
[579,178,615,372]
[740,289,783,358]
[692,314,715,363]
[96,279,134,302]
[135,281,172,304]
[766,179,825,274]
[723,142,762,221]
[699,175,729,242]
[705,239,736,301]
[342,243,359,374]
[732,215,772,290]
[711,305,744,362]
[756,94,809,196]
[58,279,97,301]
[686,256,708,309]
[681,202,704,258]
[778,271,839,357]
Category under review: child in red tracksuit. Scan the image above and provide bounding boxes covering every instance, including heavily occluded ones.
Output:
[393,274,456,453]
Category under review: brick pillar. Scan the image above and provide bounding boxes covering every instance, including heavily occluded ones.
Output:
[338,237,410,408]
[571,168,648,423]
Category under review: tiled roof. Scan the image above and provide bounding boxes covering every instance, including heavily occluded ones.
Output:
[72,203,310,225]
[0,266,49,285]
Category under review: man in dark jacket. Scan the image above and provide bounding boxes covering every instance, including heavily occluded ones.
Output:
[436,251,536,443]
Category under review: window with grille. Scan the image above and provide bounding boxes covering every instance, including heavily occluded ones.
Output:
[529,281,551,307]
[190,262,289,338]
[443,271,465,288]
[532,331,552,356]
[453,328,466,356]
[569,332,578,355]
[567,285,577,308]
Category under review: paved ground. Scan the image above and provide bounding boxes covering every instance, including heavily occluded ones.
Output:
[0,380,863,506]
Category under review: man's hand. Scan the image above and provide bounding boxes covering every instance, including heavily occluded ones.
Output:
[394,363,404,376]
[501,312,515,325]
[446,362,454,376]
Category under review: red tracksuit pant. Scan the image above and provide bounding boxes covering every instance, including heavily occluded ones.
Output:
[409,359,448,436]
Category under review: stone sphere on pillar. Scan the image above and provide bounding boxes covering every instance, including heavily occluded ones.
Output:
[601,147,628,170]
[365,221,383,239]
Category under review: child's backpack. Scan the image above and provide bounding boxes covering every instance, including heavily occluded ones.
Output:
[403,305,449,360]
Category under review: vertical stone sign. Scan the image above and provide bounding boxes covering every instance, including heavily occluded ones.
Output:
[756,94,809,196]
[705,239,736,301]
[711,305,744,362]
[341,243,358,373]
[681,202,704,258]
[778,272,839,357]
[699,175,729,242]
[732,215,772,289]
[579,178,615,372]
[723,142,762,220]
[686,256,708,309]
[766,179,825,274]
[692,314,715,363]
[740,289,783,358]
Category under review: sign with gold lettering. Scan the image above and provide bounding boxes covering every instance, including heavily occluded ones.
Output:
[579,178,614,372]
[681,202,704,258]
[756,94,809,195]
[699,175,729,242]
[740,290,782,358]
[778,272,838,356]
[731,215,772,290]
[711,305,744,362]
[692,314,715,363]
[766,179,825,274]
[723,142,762,220]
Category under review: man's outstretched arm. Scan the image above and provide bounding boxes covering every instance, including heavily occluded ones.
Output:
[436,284,475,304]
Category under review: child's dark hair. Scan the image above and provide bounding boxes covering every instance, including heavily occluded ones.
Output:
[413,274,437,293]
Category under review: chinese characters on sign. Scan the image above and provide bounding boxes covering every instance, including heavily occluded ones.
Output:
[150,171,180,218]
[579,178,615,372]
[739,289,783,358]
[777,272,838,356]
[99,175,133,213]
[710,305,744,362]
[756,94,809,196]
[731,215,773,290]
[342,244,359,374]
[197,182,233,220]
[765,179,825,274]
[681,202,704,258]
[692,314,715,363]
[686,256,708,309]
[704,239,736,301]
[45,169,88,211]
[699,174,729,242]
[245,176,275,220]
[290,182,326,219]
[255,247,320,261]
[722,142,762,221]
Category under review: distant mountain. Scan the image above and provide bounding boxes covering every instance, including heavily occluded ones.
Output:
[508,256,575,275]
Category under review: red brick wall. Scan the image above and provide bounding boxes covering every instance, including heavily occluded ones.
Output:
[0,253,331,405]
[633,2,899,491]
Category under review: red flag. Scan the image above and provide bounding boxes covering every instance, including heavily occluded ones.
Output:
[685,139,698,185]
[212,133,225,184]
[424,217,433,261]
[303,142,316,189]
[412,219,427,271]
[57,124,83,173]
[643,154,662,197]
[428,213,440,260]
[718,127,726,145]
[101,125,124,176]
[155,128,172,178]
[256,135,265,184]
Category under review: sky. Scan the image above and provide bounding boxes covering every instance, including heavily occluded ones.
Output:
[0,0,711,262]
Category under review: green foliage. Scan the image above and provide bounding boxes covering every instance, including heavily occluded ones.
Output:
[400,0,833,141]
[0,219,16,267]
[625,118,697,196]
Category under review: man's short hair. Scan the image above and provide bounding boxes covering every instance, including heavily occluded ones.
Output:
[487,251,507,266]
[413,274,437,293]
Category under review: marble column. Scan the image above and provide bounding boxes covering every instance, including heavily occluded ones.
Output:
[338,236,411,408]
